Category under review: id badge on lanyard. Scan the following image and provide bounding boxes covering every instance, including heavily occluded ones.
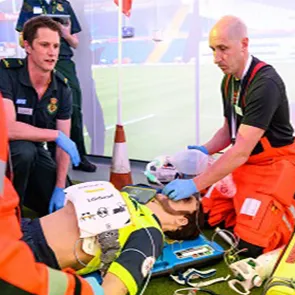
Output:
[231,78,243,143]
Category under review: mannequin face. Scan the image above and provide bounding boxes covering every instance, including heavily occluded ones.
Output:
[151,194,199,231]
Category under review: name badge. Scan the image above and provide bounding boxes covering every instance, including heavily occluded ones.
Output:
[234,105,243,116]
[17,107,33,116]
[33,6,43,14]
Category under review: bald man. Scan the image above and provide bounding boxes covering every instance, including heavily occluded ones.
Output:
[163,15,295,257]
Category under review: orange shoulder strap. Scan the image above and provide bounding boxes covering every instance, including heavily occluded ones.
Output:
[241,61,268,107]
[224,74,232,99]
[223,61,268,106]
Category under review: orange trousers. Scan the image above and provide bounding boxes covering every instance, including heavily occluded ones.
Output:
[202,138,295,252]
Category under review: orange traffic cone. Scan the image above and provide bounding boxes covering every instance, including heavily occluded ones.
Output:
[110,125,133,189]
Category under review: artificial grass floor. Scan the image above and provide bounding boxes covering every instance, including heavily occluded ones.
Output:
[144,229,264,295]
[145,257,263,295]
[23,207,264,295]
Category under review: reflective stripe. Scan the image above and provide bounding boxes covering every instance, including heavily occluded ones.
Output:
[282,214,292,232]
[0,160,6,195]
[288,205,295,220]
[108,261,138,295]
[48,268,68,295]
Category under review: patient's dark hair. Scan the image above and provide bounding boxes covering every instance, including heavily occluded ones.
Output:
[164,200,204,241]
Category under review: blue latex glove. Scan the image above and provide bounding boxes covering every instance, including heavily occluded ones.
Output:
[162,179,199,201]
[49,187,65,213]
[84,274,104,295]
[83,272,103,284]
[187,145,209,155]
[55,131,81,166]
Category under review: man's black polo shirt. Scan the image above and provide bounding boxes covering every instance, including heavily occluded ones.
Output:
[0,58,72,130]
[221,56,294,155]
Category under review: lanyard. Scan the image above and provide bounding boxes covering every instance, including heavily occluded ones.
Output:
[230,78,241,143]
[38,0,57,14]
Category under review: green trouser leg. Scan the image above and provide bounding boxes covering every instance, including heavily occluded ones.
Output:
[55,59,86,156]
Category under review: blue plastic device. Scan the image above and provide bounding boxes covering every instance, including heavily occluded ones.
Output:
[152,235,223,277]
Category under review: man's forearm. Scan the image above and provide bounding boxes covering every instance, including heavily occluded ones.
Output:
[55,147,70,188]
[55,119,72,187]
[203,122,231,155]
[63,33,78,49]
[102,273,128,295]
[8,121,58,142]
[194,146,249,191]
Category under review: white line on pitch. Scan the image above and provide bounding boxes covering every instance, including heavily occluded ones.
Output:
[105,114,155,131]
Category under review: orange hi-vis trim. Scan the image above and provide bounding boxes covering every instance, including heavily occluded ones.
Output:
[0,92,22,238]
[0,92,8,196]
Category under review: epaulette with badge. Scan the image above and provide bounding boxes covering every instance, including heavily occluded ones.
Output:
[0,58,24,69]
[56,0,69,8]
[53,69,68,86]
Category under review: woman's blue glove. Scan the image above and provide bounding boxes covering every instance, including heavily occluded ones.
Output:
[162,179,199,201]
[84,274,104,295]
[187,145,209,155]
[55,131,81,166]
[49,187,65,213]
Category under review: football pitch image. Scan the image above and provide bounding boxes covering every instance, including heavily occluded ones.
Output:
[90,60,295,161]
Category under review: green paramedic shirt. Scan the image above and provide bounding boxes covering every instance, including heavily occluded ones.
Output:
[16,0,82,59]
[0,58,72,129]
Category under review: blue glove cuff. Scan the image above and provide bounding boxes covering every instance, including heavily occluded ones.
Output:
[54,131,80,167]
[55,131,62,143]
[84,276,104,295]
[188,178,198,194]
[54,186,64,193]
[199,146,209,155]
[187,145,209,155]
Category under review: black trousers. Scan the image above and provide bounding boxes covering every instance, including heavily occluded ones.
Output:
[55,59,87,156]
[10,141,56,217]
[21,218,60,269]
